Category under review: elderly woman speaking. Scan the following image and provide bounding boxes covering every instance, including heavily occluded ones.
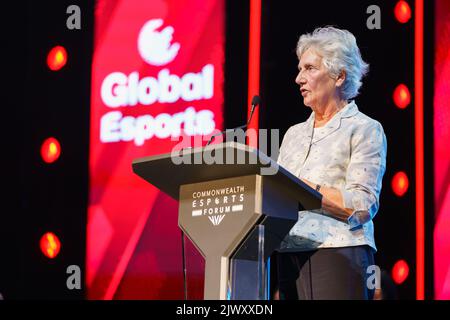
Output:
[276,27,387,300]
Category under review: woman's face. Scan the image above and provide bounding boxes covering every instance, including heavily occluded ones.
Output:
[295,48,340,108]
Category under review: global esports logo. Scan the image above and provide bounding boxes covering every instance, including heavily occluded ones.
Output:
[138,19,180,66]
[98,18,217,146]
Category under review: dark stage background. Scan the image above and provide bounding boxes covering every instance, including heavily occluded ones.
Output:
[2,0,436,300]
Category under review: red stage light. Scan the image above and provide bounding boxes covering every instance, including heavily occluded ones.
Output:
[41,137,61,163]
[392,171,409,197]
[47,46,68,71]
[393,84,411,109]
[392,259,409,284]
[394,1,412,24]
[40,232,61,259]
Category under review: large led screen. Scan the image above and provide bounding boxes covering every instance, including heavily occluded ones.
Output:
[87,0,224,299]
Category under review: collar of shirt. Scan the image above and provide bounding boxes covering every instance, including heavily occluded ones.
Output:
[306,100,360,144]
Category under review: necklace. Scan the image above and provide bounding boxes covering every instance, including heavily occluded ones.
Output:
[314,101,347,125]
[316,110,337,123]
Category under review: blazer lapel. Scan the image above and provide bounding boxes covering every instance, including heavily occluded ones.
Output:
[297,113,315,167]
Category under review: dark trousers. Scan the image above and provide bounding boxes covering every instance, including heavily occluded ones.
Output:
[276,245,375,300]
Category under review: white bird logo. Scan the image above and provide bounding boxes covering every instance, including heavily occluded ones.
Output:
[138,19,180,66]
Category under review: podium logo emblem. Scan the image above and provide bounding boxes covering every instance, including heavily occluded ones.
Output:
[208,215,225,226]
[191,186,245,226]
[138,19,180,66]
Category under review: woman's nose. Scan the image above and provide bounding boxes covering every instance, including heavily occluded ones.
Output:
[296,73,305,85]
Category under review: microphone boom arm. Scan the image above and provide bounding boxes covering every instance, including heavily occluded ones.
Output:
[205,95,260,146]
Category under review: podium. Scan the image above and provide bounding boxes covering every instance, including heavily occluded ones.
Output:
[132,142,321,300]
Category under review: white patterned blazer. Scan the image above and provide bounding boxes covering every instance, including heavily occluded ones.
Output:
[277,101,387,251]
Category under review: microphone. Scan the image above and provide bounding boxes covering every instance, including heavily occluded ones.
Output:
[206,95,261,146]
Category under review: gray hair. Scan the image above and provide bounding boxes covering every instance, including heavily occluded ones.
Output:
[296,26,369,100]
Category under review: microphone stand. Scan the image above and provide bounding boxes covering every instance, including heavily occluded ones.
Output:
[181,230,188,300]
[206,100,258,146]
[180,96,260,299]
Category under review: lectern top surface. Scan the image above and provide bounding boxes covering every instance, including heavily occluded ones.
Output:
[132,142,321,210]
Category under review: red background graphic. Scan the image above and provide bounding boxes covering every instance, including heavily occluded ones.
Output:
[434,0,450,300]
[87,0,224,299]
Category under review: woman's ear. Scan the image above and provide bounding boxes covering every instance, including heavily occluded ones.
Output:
[336,70,346,87]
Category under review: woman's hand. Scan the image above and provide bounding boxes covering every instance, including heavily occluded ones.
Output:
[301,179,354,221]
